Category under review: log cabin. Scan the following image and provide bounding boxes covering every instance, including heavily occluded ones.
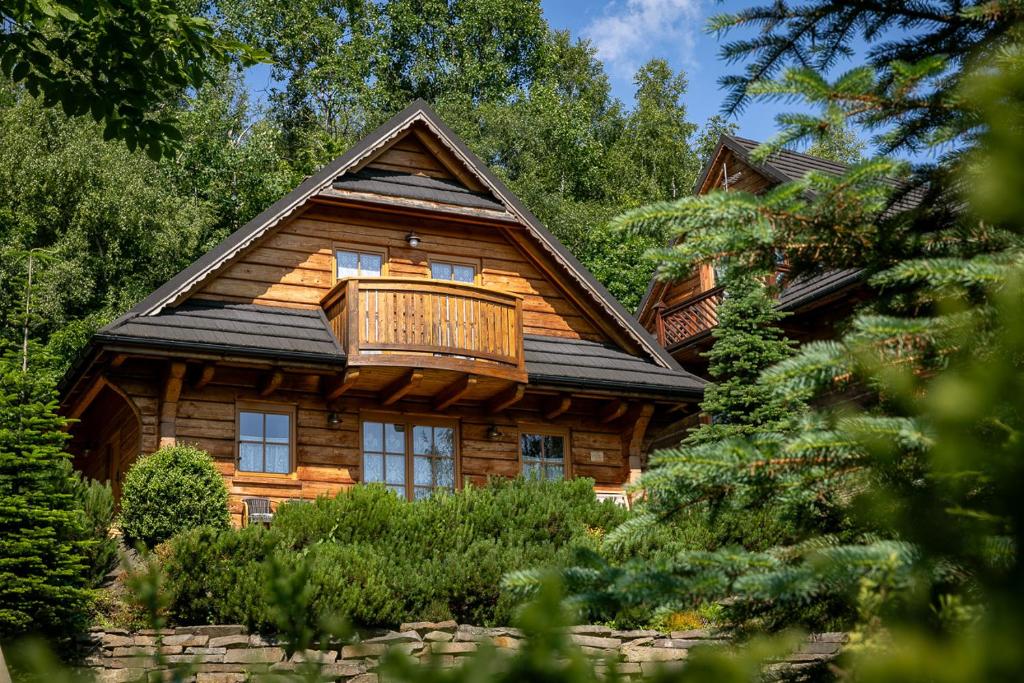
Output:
[636,135,874,379]
[59,100,704,522]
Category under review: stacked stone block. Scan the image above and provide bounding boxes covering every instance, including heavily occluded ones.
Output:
[83,622,846,682]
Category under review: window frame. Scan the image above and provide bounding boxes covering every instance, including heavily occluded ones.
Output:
[234,401,298,477]
[333,241,388,284]
[359,412,460,500]
[517,424,571,481]
[427,255,481,285]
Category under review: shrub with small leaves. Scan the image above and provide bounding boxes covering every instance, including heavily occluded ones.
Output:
[119,444,229,548]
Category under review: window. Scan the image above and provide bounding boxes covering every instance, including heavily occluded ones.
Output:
[362,419,456,499]
[412,425,455,499]
[336,249,383,279]
[520,430,567,481]
[238,408,293,474]
[430,261,476,283]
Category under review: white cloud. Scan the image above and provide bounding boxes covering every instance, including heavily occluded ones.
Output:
[583,0,702,78]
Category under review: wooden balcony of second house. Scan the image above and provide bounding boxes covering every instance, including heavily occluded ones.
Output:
[654,286,725,350]
[320,277,526,385]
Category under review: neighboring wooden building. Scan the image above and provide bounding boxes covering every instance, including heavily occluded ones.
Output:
[60,101,703,521]
[636,135,872,378]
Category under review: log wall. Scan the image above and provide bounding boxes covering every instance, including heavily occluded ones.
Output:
[196,206,607,342]
[93,366,631,525]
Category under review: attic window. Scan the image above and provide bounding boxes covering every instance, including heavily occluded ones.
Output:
[336,249,383,279]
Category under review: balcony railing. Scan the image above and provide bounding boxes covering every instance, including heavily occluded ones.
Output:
[321,277,526,382]
[657,286,725,349]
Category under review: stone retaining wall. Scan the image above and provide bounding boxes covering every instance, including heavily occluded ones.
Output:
[84,622,847,682]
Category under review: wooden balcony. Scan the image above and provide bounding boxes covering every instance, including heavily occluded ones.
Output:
[656,286,725,349]
[321,277,526,383]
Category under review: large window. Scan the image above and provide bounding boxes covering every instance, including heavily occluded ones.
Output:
[336,249,384,279]
[520,429,568,481]
[430,260,476,283]
[362,419,456,499]
[237,406,294,474]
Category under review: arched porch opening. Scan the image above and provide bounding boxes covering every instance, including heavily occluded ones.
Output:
[68,381,143,500]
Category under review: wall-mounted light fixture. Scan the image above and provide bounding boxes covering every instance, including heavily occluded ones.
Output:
[327,412,340,427]
[486,424,500,440]
[405,232,421,248]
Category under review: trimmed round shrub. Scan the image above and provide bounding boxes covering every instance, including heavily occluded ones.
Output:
[120,444,230,548]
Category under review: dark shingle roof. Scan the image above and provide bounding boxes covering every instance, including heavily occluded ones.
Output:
[98,302,702,397]
[98,300,345,361]
[779,269,863,311]
[523,335,703,396]
[332,168,507,211]
[728,136,852,181]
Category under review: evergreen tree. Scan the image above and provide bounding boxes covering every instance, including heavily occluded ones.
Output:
[687,272,796,444]
[0,346,92,643]
[508,1,1024,652]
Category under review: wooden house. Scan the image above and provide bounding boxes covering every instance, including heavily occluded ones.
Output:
[636,136,873,378]
[59,100,704,521]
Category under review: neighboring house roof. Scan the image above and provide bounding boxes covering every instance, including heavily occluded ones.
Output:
[95,300,702,398]
[778,268,864,312]
[637,134,916,321]
[102,99,679,372]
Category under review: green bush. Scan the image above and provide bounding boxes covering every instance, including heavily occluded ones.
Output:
[162,478,627,630]
[119,444,230,548]
[75,474,119,586]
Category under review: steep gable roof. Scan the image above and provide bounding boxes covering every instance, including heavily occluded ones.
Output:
[105,100,678,370]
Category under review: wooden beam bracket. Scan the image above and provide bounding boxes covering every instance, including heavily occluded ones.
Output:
[381,369,423,406]
[433,374,477,411]
[325,369,361,400]
[487,383,526,414]
[194,363,216,389]
[599,399,629,424]
[259,370,285,397]
[542,394,572,420]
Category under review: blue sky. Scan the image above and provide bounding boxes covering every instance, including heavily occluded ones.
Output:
[543,0,789,143]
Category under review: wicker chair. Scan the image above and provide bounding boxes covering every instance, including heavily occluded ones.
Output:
[242,497,274,527]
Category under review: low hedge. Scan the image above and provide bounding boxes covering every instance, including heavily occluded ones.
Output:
[162,478,627,630]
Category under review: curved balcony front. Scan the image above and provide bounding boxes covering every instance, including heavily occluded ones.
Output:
[321,277,526,383]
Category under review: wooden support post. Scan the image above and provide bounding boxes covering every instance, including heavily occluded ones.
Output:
[542,394,572,420]
[487,383,525,414]
[259,370,285,397]
[325,369,361,400]
[159,361,186,447]
[381,369,423,406]
[600,399,628,424]
[433,374,477,411]
[622,403,655,483]
[194,363,216,389]
[654,302,666,347]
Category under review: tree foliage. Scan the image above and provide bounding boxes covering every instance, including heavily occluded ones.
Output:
[0,0,267,159]
[522,4,1024,669]
[0,346,92,643]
